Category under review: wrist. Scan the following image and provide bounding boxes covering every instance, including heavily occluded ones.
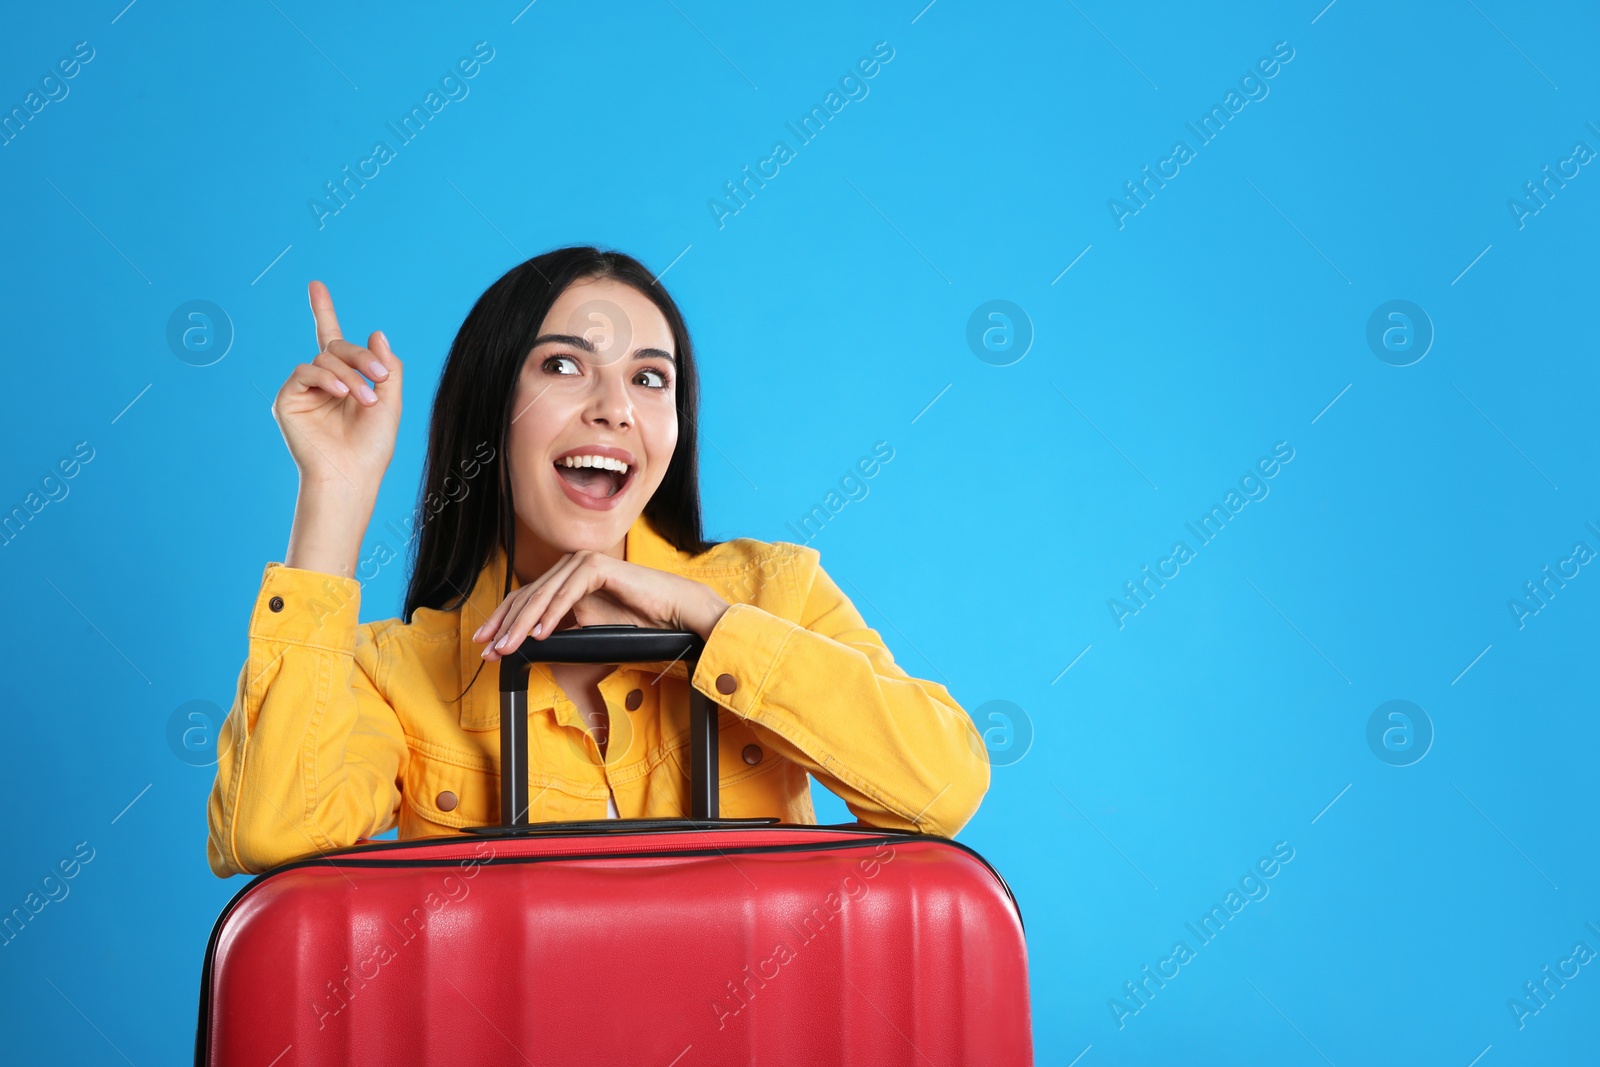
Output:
[298,473,380,511]
[686,586,731,641]
[285,482,379,579]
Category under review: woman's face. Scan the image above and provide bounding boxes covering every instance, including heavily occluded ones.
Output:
[507,276,679,558]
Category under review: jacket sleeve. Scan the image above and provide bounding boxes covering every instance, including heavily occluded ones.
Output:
[206,563,408,878]
[690,555,990,837]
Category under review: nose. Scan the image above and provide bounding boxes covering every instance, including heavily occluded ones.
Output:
[583,364,632,430]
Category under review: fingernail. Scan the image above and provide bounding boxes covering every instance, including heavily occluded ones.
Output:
[331,380,350,395]
[471,624,485,640]
[358,384,377,404]
[368,360,388,380]
[532,623,542,637]
[495,634,509,650]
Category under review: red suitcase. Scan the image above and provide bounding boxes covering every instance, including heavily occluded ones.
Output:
[196,626,1033,1065]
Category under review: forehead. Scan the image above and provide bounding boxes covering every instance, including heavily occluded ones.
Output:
[540,278,674,351]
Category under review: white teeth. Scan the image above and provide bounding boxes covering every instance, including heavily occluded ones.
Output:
[560,454,630,474]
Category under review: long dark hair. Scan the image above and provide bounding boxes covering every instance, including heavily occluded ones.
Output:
[402,246,717,627]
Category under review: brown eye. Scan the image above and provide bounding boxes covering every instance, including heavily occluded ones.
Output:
[634,368,668,389]
[542,355,581,376]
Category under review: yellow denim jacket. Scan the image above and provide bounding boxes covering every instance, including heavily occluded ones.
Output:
[206,514,990,877]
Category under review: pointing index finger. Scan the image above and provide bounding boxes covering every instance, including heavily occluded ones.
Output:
[308,280,344,353]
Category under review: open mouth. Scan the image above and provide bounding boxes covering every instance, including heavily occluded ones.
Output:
[552,453,634,503]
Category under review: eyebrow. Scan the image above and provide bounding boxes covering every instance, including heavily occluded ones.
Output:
[531,333,677,365]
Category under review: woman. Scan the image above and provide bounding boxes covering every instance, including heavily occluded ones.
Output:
[205,246,989,878]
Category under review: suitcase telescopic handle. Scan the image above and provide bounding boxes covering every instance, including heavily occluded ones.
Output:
[472,624,726,834]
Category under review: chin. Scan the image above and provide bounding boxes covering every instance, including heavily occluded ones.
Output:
[529,504,641,552]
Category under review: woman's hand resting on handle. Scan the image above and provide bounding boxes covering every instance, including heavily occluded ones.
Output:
[275,281,403,578]
[474,551,731,659]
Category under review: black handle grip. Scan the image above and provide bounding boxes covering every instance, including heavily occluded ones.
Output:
[497,624,704,673]
[471,625,720,835]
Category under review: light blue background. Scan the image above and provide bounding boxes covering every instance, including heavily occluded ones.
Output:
[1,1,1596,1063]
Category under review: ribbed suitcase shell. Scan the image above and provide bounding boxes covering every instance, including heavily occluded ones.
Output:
[196,823,1031,1066]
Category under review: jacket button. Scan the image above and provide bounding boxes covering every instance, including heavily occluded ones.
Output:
[436,791,458,812]
[268,596,284,612]
[742,744,763,766]
[715,673,737,695]
[624,688,643,711]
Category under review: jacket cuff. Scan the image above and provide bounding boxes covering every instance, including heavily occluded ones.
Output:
[690,602,798,722]
[249,563,363,653]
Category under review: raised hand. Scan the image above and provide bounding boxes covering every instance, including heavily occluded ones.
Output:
[273,280,403,496]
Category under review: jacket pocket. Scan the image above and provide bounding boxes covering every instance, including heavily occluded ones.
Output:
[402,748,498,832]
[664,720,815,824]
[666,712,786,792]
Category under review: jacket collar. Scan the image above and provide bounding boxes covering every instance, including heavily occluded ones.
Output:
[454,512,691,730]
